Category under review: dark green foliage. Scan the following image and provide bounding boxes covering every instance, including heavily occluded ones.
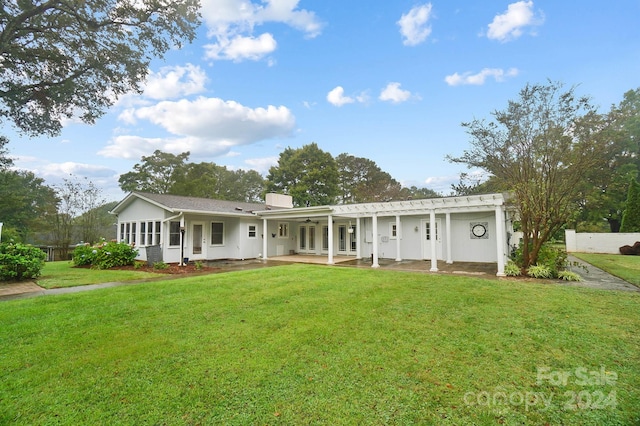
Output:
[266,143,340,206]
[513,242,567,278]
[620,179,640,232]
[72,242,138,269]
[0,242,46,281]
[1,0,200,136]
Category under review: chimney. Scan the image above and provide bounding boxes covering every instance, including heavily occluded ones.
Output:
[265,193,293,209]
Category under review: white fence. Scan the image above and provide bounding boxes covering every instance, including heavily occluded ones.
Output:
[565,229,640,254]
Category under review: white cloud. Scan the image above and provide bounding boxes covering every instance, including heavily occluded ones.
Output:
[143,64,207,100]
[379,82,415,104]
[200,0,323,62]
[245,156,279,173]
[14,156,116,179]
[444,68,519,86]
[204,33,277,62]
[101,97,296,159]
[327,86,354,107]
[398,3,433,46]
[486,1,544,42]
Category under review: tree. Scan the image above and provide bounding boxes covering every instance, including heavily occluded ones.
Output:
[574,88,640,232]
[0,169,58,242]
[400,185,440,200]
[620,179,640,232]
[119,150,191,193]
[266,143,339,207]
[0,0,200,136]
[336,153,404,203]
[449,81,609,271]
[0,136,12,169]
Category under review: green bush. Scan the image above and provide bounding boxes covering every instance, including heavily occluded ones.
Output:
[527,264,553,279]
[0,242,47,281]
[153,261,169,270]
[558,270,583,282]
[72,241,138,269]
[72,244,97,266]
[504,261,521,276]
[513,242,567,278]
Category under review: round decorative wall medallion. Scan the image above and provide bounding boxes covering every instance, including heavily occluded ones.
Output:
[471,223,487,238]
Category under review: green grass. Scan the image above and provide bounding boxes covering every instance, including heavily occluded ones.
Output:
[572,253,640,286]
[36,261,166,289]
[1,264,639,425]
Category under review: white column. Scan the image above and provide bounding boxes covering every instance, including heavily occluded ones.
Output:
[495,206,506,276]
[445,212,452,264]
[262,218,268,260]
[371,213,380,268]
[356,216,362,258]
[429,210,438,272]
[395,215,402,261]
[327,214,334,264]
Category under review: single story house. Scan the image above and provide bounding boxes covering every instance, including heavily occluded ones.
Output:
[110,191,516,276]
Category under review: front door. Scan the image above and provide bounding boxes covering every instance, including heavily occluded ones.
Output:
[191,222,204,259]
[421,219,442,260]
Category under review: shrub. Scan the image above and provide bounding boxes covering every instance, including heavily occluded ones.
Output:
[153,261,169,270]
[72,241,138,269]
[0,242,47,281]
[72,244,96,266]
[504,261,521,276]
[558,270,583,282]
[527,264,553,279]
[513,242,567,278]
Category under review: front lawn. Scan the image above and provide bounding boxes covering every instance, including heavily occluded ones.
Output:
[36,261,167,289]
[572,253,640,286]
[1,265,639,425]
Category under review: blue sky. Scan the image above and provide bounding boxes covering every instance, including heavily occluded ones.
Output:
[6,0,640,202]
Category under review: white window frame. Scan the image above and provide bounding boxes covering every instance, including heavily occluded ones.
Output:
[278,222,289,238]
[248,224,257,239]
[169,221,181,247]
[389,223,398,239]
[211,221,225,246]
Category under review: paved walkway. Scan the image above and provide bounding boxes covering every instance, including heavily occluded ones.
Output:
[1,256,637,302]
[564,255,639,292]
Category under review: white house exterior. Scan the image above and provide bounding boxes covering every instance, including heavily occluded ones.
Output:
[111,192,515,275]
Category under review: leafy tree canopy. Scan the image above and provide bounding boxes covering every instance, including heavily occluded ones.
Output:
[0,169,58,242]
[620,179,640,232]
[119,150,266,203]
[449,81,610,270]
[0,0,200,136]
[266,143,339,207]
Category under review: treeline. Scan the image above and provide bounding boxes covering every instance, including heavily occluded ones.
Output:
[118,144,440,206]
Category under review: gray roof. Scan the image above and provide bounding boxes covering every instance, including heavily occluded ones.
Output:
[112,192,271,216]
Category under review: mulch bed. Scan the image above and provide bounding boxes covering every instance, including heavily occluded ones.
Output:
[75,263,219,275]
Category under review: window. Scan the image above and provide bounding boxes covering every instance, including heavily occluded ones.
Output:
[425,223,431,241]
[248,224,257,238]
[299,226,306,250]
[140,222,146,245]
[169,221,181,246]
[131,222,137,245]
[390,223,398,239]
[120,223,125,242]
[155,221,161,245]
[211,222,224,245]
[125,223,131,244]
[309,226,316,250]
[322,226,329,250]
[147,221,154,245]
[278,222,289,238]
